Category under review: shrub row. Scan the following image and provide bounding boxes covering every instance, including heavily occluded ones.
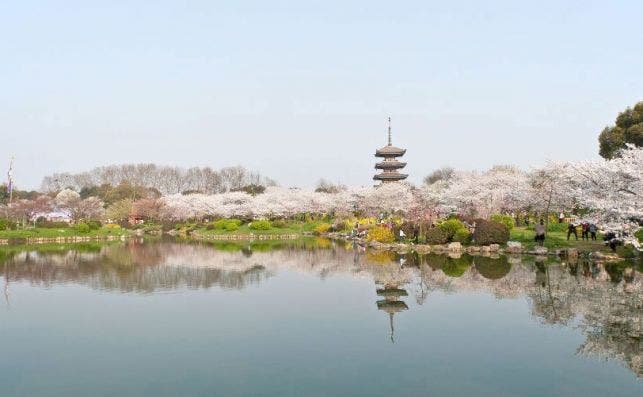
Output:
[422,218,509,245]
[208,218,243,232]
[36,220,71,229]
[249,220,271,231]
[423,219,471,244]
[0,219,17,230]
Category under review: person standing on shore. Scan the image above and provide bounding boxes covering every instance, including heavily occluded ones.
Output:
[581,223,589,240]
[567,222,578,240]
[589,223,597,241]
[535,220,546,246]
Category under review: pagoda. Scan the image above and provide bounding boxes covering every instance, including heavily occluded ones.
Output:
[374,117,408,184]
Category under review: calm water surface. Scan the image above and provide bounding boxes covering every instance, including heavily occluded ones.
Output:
[0,239,641,397]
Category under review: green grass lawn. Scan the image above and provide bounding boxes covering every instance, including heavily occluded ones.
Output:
[0,226,130,239]
[510,226,608,252]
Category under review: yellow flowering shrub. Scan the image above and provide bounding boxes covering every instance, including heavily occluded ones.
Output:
[343,217,377,230]
[315,223,331,234]
[366,226,395,243]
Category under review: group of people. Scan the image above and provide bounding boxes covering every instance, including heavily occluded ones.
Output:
[534,219,599,246]
[567,222,598,241]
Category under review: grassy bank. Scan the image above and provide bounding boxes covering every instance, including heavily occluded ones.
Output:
[509,226,609,252]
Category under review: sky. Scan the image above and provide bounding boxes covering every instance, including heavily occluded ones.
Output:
[1,0,642,190]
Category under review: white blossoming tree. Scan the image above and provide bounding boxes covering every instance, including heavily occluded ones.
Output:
[436,166,531,218]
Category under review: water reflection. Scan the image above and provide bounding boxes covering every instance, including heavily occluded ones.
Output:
[1,239,640,377]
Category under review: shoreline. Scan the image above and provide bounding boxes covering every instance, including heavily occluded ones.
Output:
[324,233,627,262]
[0,231,632,263]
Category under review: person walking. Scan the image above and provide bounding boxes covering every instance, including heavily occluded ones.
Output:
[558,212,565,223]
[567,222,578,240]
[398,229,406,242]
[535,219,546,246]
[589,223,597,241]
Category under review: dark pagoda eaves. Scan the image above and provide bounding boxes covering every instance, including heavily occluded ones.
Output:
[375,146,406,157]
[375,161,407,170]
[373,172,409,181]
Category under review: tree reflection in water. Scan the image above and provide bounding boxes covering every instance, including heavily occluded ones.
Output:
[0,239,640,376]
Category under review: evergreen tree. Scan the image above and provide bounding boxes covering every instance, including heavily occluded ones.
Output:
[599,101,643,159]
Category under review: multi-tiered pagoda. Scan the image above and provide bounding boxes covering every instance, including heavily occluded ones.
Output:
[373,117,408,184]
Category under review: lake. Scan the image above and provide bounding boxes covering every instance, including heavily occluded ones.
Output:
[0,239,640,396]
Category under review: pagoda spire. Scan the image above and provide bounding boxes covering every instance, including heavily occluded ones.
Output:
[389,312,395,343]
[7,156,14,205]
[387,116,392,146]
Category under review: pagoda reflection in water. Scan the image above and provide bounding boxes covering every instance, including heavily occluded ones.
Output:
[376,285,409,343]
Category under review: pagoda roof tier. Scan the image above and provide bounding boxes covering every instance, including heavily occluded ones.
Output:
[376,300,409,313]
[376,288,409,299]
[373,172,409,181]
[375,145,406,157]
[375,160,407,170]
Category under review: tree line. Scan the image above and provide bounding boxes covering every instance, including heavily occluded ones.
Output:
[40,164,277,195]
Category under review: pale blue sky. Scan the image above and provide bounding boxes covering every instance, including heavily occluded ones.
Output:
[1,0,641,189]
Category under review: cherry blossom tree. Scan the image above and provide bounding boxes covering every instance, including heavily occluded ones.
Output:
[55,189,104,221]
[527,162,576,225]
[132,198,165,220]
[563,145,641,223]
[55,189,81,208]
[435,166,530,218]
[75,197,105,221]
[555,146,642,245]
[361,183,414,216]
[8,196,54,224]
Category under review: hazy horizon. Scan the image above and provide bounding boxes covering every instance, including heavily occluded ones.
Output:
[2,1,642,190]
